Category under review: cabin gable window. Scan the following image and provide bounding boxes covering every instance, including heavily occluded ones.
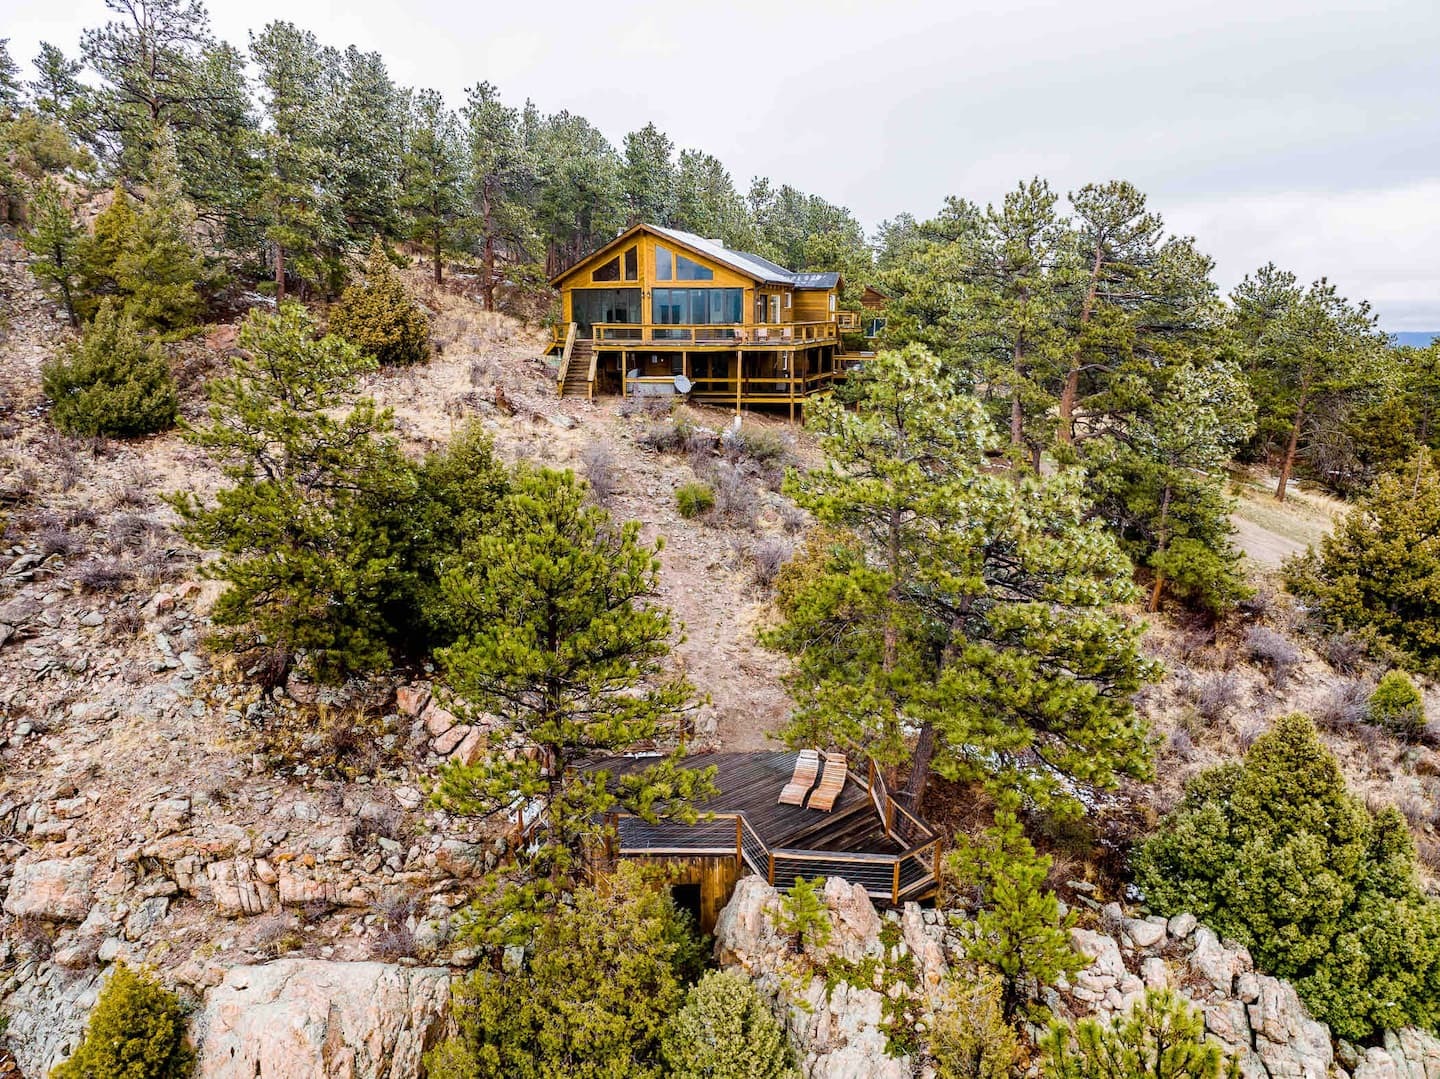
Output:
[655,244,674,281]
[591,255,622,283]
[624,246,638,281]
[675,251,714,280]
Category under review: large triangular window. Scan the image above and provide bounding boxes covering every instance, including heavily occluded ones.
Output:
[675,252,714,280]
[592,256,621,282]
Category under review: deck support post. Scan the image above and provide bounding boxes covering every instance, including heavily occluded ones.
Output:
[735,815,743,867]
[767,851,775,886]
[788,353,796,422]
[893,860,900,905]
[736,350,744,414]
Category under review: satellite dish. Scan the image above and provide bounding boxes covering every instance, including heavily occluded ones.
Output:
[674,375,693,394]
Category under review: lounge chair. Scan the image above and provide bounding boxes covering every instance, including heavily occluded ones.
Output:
[777,749,820,806]
[806,753,848,812]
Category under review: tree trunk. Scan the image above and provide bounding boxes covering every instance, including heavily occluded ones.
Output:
[482,187,496,312]
[1146,482,1173,613]
[1010,334,1025,450]
[273,244,286,302]
[432,224,443,284]
[1275,371,1312,502]
[1058,245,1106,446]
[901,722,936,809]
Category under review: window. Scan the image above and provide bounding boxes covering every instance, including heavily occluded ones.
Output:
[592,256,621,283]
[624,246,638,281]
[829,294,837,312]
[652,288,743,325]
[675,252,714,280]
[570,288,642,331]
[769,295,781,322]
[784,293,792,309]
[655,245,674,281]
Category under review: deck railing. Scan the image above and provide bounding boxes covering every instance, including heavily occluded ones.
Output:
[607,762,941,906]
[836,311,862,332]
[593,321,838,347]
[553,321,578,392]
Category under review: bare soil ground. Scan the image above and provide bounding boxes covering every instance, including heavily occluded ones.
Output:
[1228,468,1345,569]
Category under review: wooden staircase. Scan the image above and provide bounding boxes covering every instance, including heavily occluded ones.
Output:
[560,341,593,398]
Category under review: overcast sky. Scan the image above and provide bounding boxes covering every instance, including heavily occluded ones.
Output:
[5,0,1439,328]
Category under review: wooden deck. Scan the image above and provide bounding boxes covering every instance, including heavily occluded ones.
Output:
[585,751,941,906]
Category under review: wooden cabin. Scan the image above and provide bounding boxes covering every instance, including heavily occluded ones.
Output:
[860,284,890,311]
[549,225,855,418]
[584,751,940,933]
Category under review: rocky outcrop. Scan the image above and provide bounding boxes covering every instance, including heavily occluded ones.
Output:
[713,877,1428,1079]
[714,876,941,1079]
[1352,1029,1440,1079]
[3,855,96,921]
[192,960,452,1079]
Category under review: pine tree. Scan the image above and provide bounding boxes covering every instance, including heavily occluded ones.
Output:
[426,866,702,1079]
[51,962,194,1079]
[170,303,413,679]
[778,876,833,952]
[80,0,253,197]
[949,793,1081,1014]
[1231,268,1385,500]
[961,178,1072,464]
[672,149,753,249]
[622,122,677,225]
[769,346,1153,814]
[463,82,534,309]
[529,110,624,274]
[1056,181,1164,446]
[1134,713,1440,1040]
[28,42,87,126]
[42,299,178,437]
[660,971,798,1079]
[22,176,85,326]
[400,88,465,283]
[433,467,716,928]
[78,182,138,316]
[0,39,19,117]
[1088,360,1255,614]
[249,21,344,299]
[112,129,208,331]
[1283,450,1440,671]
[327,45,404,246]
[1041,989,1238,1079]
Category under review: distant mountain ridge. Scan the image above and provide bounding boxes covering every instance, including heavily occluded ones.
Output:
[1389,331,1440,348]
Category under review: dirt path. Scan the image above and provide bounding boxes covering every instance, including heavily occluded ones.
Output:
[1229,513,1308,569]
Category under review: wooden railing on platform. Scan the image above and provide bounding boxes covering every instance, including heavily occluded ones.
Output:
[606,759,941,906]
[553,322,578,392]
[836,311,862,332]
[593,320,839,347]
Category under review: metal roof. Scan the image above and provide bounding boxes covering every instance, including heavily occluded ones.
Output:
[649,226,796,285]
[791,271,841,289]
[553,223,843,290]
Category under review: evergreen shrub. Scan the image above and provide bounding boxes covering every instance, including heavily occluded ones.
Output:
[1369,670,1425,740]
[660,970,797,1079]
[51,961,194,1079]
[1134,713,1440,1040]
[42,299,177,437]
[329,239,430,366]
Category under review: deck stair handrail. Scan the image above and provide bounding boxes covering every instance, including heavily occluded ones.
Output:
[602,759,940,905]
[554,321,578,392]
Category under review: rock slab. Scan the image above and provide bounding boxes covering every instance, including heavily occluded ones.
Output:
[194,960,452,1079]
